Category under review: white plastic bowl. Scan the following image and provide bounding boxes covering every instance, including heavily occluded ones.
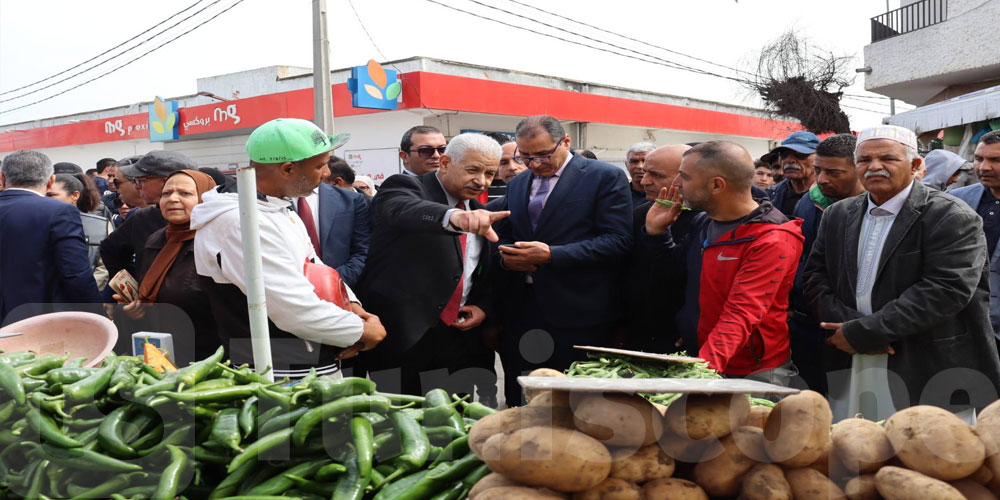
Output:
[0,312,118,367]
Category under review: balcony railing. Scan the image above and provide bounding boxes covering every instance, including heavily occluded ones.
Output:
[871,0,948,42]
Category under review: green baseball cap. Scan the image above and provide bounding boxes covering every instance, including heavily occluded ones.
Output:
[246,118,350,163]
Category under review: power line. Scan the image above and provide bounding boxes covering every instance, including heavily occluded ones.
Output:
[0,0,221,100]
[0,0,249,116]
[344,0,404,74]
[425,0,746,84]
[500,0,751,79]
[840,103,890,114]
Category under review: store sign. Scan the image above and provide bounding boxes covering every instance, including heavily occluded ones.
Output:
[148,96,179,142]
[347,60,401,110]
[181,103,242,133]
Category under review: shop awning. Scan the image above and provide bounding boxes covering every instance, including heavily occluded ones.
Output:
[884,84,1000,134]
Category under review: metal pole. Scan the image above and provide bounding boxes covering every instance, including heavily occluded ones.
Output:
[236,165,274,382]
[890,98,896,115]
[313,0,334,134]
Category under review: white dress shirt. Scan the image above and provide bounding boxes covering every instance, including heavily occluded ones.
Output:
[435,174,482,308]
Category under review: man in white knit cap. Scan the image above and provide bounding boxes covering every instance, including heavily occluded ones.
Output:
[804,125,1000,421]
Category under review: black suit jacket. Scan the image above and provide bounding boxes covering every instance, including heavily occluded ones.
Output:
[804,181,1000,410]
[358,173,492,358]
[493,153,632,327]
[0,190,100,324]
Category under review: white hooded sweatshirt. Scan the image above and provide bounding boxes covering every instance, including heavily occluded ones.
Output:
[190,189,364,353]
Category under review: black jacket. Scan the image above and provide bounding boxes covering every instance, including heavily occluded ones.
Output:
[99,205,167,278]
[358,173,493,360]
[804,181,1000,410]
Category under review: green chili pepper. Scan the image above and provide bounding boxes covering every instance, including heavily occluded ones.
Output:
[312,377,376,402]
[211,408,243,453]
[292,395,391,447]
[314,462,348,482]
[25,459,49,500]
[239,396,258,438]
[187,377,236,393]
[108,362,135,396]
[15,355,68,377]
[283,473,336,496]
[369,468,388,490]
[63,354,116,406]
[40,443,143,471]
[384,411,430,482]
[424,426,465,444]
[27,398,81,448]
[161,383,261,404]
[350,416,374,478]
[0,351,36,365]
[458,401,496,420]
[422,390,464,433]
[372,470,429,500]
[69,473,141,500]
[192,445,230,464]
[227,428,293,473]
[374,392,426,406]
[151,445,189,500]
[211,496,301,500]
[462,463,491,489]
[208,455,258,500]
[122,410,158,443]
[429,435,469,468]
[175,346,225,388]
[140,362,165,380]
[137,423,194,457]
[128,422,165,452]
[246,459,329,496]
[256,407,308,438]
[428,482,465,500]
[98,405,138,457]
[333,448,369,500]
[0,358,26,405]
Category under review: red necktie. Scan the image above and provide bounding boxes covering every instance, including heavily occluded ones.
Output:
[440,201,468,326]
[296,197,321,256]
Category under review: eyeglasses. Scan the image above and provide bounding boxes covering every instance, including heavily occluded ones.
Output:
[133,176,156,188]
[513,142,562,165]
[409,146,447,159]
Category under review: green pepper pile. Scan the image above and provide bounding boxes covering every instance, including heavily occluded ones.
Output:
[0,346,495,500]
[565,353,775,408]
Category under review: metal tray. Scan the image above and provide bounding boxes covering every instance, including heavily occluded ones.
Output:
[574,345,705,364]
[518,376,800,395]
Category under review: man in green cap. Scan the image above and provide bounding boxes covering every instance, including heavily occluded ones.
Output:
[191,118,384,378]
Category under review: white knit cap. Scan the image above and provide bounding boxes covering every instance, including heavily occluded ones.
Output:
[857,125,918,150]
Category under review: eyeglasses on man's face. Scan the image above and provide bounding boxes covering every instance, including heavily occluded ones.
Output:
[513,141,562,165]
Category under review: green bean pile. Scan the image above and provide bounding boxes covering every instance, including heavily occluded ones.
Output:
[0,347,494,500]
[565,353,775,408]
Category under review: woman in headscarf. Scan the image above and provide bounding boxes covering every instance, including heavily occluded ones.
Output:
[114,169,220,361]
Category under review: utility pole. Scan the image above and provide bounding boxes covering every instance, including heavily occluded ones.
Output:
[312,0,334,134]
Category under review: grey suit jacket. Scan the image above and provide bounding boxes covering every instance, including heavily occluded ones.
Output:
[803,181,1000,410]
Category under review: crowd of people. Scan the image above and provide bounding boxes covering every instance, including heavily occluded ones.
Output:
[3,114,1000,416]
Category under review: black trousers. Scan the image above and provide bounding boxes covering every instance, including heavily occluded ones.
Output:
[367,322,497,397]
[499,287,612,406]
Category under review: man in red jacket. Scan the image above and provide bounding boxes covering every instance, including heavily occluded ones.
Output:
[644,141,804,385]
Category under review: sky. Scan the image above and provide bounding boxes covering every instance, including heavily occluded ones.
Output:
[0,0,914,129]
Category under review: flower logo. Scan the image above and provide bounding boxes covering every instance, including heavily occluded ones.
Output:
[148,96,179,141]
[348,59,401,110]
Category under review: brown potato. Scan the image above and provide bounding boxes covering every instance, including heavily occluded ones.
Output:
[884,405,985,481]
[572,393,664,448]
[482,426,612,493]
[664,394,749,441]
[469,473,522,499]
[843,474,879,500]
[832,418,893,473]
[808,438,833,476]
[692,428,762,497]
[741,405,771,429]
[738,463,792,500]
[470,406,575,457]
[970,464,994,485]
[980,399,1000,425]
[657,427,723,463]
[874,466,964,500]
[763,390,833,467]
[785,467,847,500]
[950,479,999,500]
[571,478,640,500]
[529,390,572,409]
[523,368,567,402]
[477,486,569,499]
[609,444,674,483]
[640,478,708,500]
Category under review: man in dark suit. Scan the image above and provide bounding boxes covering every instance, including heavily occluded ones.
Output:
[358,133,509,396]
[294,178,371,288]
[624,144,691,352]
[0,150,100,325]
[493,115,632,405]
[804,125,1000,421]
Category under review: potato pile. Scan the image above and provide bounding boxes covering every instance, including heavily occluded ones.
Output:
[470,373,1000,500]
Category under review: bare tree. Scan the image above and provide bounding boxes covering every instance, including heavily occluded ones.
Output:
[743,30,855,133]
